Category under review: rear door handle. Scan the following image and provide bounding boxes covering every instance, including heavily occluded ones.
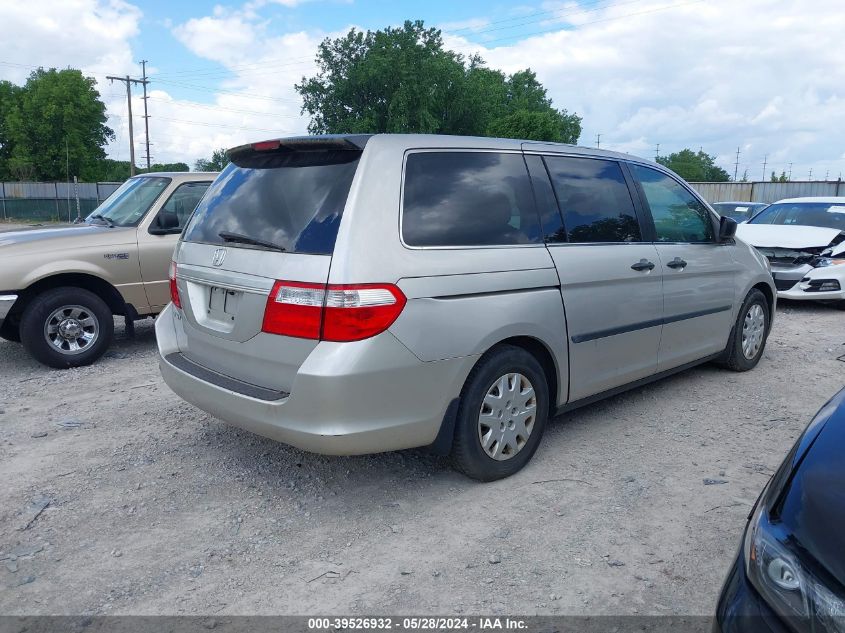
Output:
[666,257,688,269]
[631,259,655,271]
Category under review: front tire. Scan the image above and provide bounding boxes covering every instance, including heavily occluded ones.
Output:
[20,287,114,369]
[451,345,549,481]
[717,289,770,372]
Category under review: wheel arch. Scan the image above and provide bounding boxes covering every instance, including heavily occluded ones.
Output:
[751,281,775,332]
[491,336,560,416]
[427,334,561,456]
[13,273,129,319]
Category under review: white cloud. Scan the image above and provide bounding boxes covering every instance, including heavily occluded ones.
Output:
[0,0,141,83]
[443,0,845,180]
[2,0,845,180]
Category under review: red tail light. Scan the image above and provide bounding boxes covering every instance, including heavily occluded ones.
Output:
[262,281,406,342]
[169,261,181,309]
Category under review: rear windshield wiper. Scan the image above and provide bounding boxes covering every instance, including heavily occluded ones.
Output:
[218,231,287,252]
[88,213,114,228]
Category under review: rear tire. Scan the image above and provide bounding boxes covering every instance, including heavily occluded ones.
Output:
[20,287,114,369]
[716,289,770,372]
[451,345,549,481]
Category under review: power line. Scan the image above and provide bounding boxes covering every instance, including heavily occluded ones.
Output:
[146,96,301,118]
[155,116,296,134]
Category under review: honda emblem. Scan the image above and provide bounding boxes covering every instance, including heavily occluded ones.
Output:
[212,248,227,267]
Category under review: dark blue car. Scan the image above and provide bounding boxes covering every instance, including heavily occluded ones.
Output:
[714,387,845,632]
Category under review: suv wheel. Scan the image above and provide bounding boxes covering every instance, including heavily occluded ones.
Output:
[717,289,770,372]
[451,345,549,481]
[20,287,114,368]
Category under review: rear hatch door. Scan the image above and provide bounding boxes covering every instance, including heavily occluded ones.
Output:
[173,137,367,392]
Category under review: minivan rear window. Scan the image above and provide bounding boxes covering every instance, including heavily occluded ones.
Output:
[183,151,361,255]
[402,152,541,247]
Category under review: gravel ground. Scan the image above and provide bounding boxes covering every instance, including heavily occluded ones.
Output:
[0,301,843,616]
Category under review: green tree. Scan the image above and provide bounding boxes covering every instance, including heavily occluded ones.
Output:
[3,68,113,181]
[295,20,581,143]
[0,80,22,179]
[194,148,230,172]
[95,159,190,181]
[770,170,788,183]
[656,149,730,182]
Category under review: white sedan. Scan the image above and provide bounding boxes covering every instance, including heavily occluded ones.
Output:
[736,197,845,308]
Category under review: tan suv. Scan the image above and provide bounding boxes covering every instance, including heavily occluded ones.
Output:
[0,171,215,368]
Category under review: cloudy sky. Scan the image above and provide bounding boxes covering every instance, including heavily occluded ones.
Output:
[1,0,843,180]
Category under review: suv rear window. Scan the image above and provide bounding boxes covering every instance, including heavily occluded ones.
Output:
[402,152,541,247]
[183,151,361,255]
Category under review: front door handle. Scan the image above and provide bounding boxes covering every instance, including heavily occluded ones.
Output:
[631,259,655,271]
[666,257,688,269]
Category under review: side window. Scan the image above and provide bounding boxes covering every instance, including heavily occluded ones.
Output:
[544,156,641,243]
[402,152,541,247]
[153,181,211,232]
[629,165,714,243]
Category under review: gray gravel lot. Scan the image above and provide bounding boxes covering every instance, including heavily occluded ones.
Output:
[0,302,843,615]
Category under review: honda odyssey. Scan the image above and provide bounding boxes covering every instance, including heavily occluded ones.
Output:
[156,134,775,480]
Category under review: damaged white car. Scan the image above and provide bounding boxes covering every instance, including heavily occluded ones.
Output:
[736,197,845,308]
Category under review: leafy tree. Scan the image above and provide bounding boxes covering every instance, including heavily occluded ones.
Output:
[0,80,22,179]
[3,68,113,181]
[96,159,190,181]
[296,20,581,143]
[770,170,788,183]
[194,148,230,172]
[656,149,730,182]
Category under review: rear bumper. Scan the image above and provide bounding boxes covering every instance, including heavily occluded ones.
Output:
[156,304,477,455]
[0,293,18,326]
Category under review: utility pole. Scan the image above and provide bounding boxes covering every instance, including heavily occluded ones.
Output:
[788,163,793,181]
[733,147,740,181]
[808,168,813,181]
[106,74,145,177]
[139,60,151,171]
[655,143,660,161]
[825,169,829,181]
[761,155,767,181]
[596,133,601,149]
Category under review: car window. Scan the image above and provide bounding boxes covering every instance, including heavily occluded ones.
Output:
[747,202,845,230]
[184,152,361,255]
[156,181,211,230]
[630,164,714,243]
[86,176,170,227]
[402,152,541,247]
[543,156,641,243]
[713,203,752,221]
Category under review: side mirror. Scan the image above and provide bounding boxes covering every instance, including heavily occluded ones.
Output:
[719,215,737,241]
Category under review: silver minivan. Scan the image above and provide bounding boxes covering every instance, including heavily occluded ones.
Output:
[156,134,775,480]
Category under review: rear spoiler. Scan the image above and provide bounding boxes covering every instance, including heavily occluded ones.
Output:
[227,135,372,166]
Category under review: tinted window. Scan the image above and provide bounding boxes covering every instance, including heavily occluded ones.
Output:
[402,152,541,247]
[544,156,640,243]
[524,154,566,243]
[748,202,845,231]
[183,152,360,255]
[630,164,714,243]
[154,181,211,231]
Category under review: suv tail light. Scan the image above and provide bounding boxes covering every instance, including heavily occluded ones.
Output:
[262,281,406,342]
[169,261,181,309]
